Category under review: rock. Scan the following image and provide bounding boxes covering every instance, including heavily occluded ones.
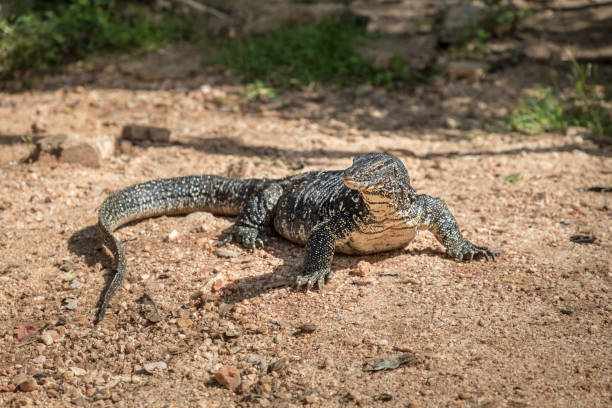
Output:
[60,143,101,168]
[26,134,101,168]
[62,297,78,310]
[39,332,54,346]
[143,361,167,373]
[355,35,437,70]
[166,230,180,242]
[214,248,240,258]
[71,397,88,406]
[352,260,371,277]
[176,317,196,330]
[121,125,171,143]
[247,354,262,363]
[439,5,486,45]
[445,60,489,81]
[243,4,358,35]
[445,117,459,129]
[298,324,317,334]
[14,375,38,392]
[211,278,225,292]
[214,365,241,390]
[70,366,87,376]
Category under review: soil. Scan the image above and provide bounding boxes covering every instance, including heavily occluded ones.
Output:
[0,2,611,408]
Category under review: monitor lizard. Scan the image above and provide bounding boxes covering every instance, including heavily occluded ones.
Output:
[96,153,496,323]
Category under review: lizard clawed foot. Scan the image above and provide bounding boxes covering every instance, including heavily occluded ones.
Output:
[449,240,498,262]
[295,268,333,291]
[218,225,267,250]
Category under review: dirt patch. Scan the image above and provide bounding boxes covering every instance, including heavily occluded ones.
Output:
[0,2,611,407]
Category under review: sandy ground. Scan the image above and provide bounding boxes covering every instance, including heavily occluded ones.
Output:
[0,28,611,408]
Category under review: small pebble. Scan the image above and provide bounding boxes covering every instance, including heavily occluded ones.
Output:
[71,397,88,406]
[39,332,54,345]
[298,324,317,334]
[62,297,78,310]
[247,354,262,363]
[214,248,240,258]
[166,230,180,242]
[352,260,371,277]
[70,367,86,376]
[214,365,241,390]
[143,361,167,373]
[15,375,38,392]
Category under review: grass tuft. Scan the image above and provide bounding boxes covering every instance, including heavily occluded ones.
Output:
[214,19,428,90]
[0,0,193,83]
[506,61,612,137]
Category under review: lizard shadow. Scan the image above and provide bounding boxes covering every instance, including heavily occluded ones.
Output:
[67,223,448,315]
[67,224,118,315]
[219,241,447,305]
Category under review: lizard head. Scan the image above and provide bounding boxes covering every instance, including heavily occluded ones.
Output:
[342,153,416,205]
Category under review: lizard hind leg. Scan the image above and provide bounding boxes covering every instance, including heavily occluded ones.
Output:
[218,183,283,250]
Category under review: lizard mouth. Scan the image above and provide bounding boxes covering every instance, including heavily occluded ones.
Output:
[342,175,364,190]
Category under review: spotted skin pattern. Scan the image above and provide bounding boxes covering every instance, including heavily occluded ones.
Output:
[96,153,496,323]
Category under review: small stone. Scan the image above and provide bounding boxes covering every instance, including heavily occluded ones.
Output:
[143,361,167,373]
[70,279,82,289]
[446,60,489,81]
[211,278,225,292]
[166,230,180,242]
[33,355,46,365]
[353,261,371,277]
[176,317,195,329]
[457,392,472,400]
[39,332,54,345]
[303,391,318,404]
[247,354,262,363]
[269,358,287,373]
[60,143,101,168]
[346,338,361,347]
[588,325,599,334]
[445,117,459,129]
[214,365,241,390]
[214,248,240,258]
[70,366,87,376]
[121,125,171,143]
[14,375,38,392]
[71,397,88,406]
[298,324,317,334]
[62,297,78,310]
[224,329,241,339]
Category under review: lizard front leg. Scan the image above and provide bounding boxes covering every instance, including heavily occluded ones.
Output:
[410,194,497,261]
[296,213,357,290]
[219,183,283,249]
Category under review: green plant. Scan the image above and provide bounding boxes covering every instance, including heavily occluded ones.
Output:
[246,80,277,101]
[214,20,428,89]
[506,61,612,136]
[506,87,567,134]
[505,173,520,183]
[0,0,193,82]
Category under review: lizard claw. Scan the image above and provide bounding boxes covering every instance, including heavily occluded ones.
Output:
[219,225,267,250]
[295,268,333,291]
[449,241,498,262]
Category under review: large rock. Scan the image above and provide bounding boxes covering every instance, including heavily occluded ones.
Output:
[26,134,101,168]
[439,4,487,45]
[355,35,437,70]
[242,3,360,35]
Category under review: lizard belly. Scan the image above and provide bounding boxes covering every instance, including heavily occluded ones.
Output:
[336,223,417,255]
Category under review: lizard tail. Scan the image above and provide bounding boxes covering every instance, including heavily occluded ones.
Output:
[95,175,263,323]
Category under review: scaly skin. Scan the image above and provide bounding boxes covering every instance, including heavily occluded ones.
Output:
[96,153,496,323]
